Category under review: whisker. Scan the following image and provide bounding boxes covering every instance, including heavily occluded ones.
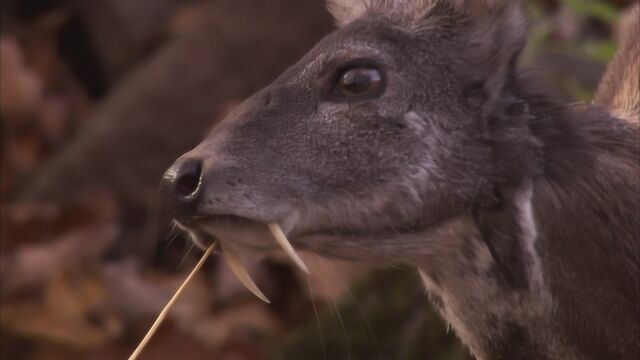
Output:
[307,276,328,360]
[330,263,383,360]
[328,296,352,360]
[189,230,209,251]
[176,242,196,271]
[313,257,352,359]
[163,221,181,249]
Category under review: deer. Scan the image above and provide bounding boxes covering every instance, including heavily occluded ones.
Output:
[159,1,640,358]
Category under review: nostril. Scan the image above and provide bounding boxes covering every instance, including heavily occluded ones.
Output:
[174,159,202,198]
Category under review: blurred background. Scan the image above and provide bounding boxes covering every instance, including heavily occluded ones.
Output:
[0,0,636,359]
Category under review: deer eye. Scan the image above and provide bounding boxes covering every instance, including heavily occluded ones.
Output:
[334,67,383,99]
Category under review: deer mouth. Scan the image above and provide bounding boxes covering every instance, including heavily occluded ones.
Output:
[197,214,254,226]
[177,212,310,303]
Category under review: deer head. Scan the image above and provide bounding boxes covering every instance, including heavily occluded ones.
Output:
[160,0,533,263]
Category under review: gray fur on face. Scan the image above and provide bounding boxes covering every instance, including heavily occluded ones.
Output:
[184,2,518,246]
[167,0,640,358]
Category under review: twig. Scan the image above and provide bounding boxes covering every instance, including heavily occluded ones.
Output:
[128,243,217,360]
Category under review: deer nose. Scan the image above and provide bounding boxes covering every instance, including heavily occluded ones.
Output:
[161,157,203,220]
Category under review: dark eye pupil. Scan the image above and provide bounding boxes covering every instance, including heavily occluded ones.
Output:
[339,68,381,96]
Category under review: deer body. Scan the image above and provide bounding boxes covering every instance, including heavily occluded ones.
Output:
[160,1,640,358]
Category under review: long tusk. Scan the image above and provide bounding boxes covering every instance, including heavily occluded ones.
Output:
[268,223,309,274]
[221,243,270,303]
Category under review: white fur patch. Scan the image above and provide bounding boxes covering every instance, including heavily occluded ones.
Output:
[404,111,427,134]
[515,184,546,294]
[415,185,555,358]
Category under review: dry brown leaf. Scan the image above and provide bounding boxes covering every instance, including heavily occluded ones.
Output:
[7,134,43,171]
[0,36,43,117]
[0,196,118,250]
[102,254,214,323]
[0,272,122,349]
[1,222,119,297]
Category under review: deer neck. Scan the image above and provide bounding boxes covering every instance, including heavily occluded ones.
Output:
[416,102,640,359]
[415,181,576,360]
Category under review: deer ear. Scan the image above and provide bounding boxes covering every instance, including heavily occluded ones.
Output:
[461,2,528,101]
[326,1,521,27]
[326,0,370,26]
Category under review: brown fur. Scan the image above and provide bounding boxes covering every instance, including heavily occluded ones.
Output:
[595,3,640,125]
